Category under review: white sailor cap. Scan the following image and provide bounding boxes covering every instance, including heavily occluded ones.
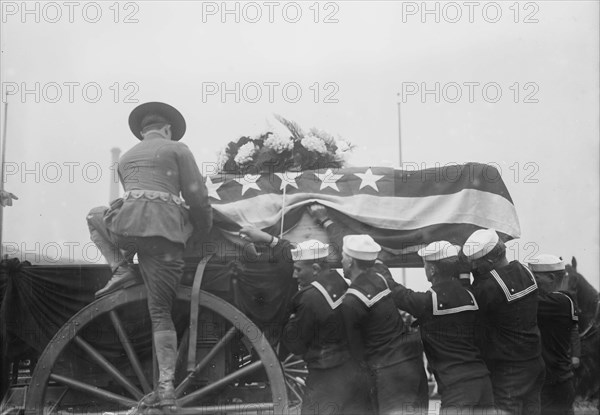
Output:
[418,241,459,262]
[462,229,500,260]
[342,235,381,261]
[290,239,329,262]
[528,254,565,272]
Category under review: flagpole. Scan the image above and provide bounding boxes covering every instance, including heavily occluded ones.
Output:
[397,97,403,169]
[397,96,407,285]
[0,91,9,255]
[280,184,286,238]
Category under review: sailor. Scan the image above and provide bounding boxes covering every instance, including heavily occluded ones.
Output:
[389,240,494,413]
[282,239,372,415]
[341,234,429,415]
[86,102,213,412]
[463,229,545,415]
[237,226,371,414]
[529,254,580,415]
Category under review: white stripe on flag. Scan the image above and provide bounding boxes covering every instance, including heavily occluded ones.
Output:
[212,188,521,238]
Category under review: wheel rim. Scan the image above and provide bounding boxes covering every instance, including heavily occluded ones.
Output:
[25,285,290,414]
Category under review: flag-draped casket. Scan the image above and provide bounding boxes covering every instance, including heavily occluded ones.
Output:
[201,162,521,267]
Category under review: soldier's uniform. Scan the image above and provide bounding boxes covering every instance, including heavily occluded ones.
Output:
[87,102,213,410]
[343,262,428,415]
[283,269,371,415]
[464,229,545,415]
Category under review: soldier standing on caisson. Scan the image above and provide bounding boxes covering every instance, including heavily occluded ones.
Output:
[463,229,545,415]
[86,102,213,413]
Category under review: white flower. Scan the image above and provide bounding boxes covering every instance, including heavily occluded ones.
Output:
[264,133,294,154]
[234,142,258,165]
[300,135,327,154]
[216,148,229,167]
[301,135,328,154]
[309,127,335,143]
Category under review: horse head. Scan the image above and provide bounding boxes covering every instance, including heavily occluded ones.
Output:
[564,257,600,401]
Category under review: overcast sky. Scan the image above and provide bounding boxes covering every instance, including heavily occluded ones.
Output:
[1,1,598,289]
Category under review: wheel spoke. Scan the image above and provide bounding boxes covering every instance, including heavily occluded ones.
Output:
[175,326,237,398]
[284,368,309,376]
[109,310,152,394]
[49,373,137,408]
[285,378,303,403]
[178,360,263,407]
[282,353,295,365]
[73,335,143,400]
[283,358,305,368]
[284,372,306,389]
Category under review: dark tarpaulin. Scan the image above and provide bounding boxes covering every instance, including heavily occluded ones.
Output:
[0,259,110,397]
[0,255,296,398]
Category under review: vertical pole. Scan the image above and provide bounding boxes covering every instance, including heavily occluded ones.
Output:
[0,92,9,255]
[280,185,286,238]
[397,97,407,285]
[397,99,402,170]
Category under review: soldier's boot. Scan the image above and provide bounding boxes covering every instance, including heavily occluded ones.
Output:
[87,208,139,298]
[154,330,178,412]
[94,265,138,298]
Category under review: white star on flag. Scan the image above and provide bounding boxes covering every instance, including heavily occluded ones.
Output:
[205,176,224,200]
[315,169,344,192]
[354,168,384,192]
[235,174,261,195]
[275,171,303,190]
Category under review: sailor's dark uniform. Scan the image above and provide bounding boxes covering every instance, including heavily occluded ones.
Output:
[283,270,372,415]
[392,279,494,412]
[342,264,428,415]
[538,291,579,415]
[471,261,545,415]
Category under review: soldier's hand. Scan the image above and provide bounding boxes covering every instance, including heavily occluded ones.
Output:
[239,226,272,244]
[307,203,328,222]
[571,356,580,369]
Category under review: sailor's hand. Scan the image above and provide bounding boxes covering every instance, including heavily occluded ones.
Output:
[239,226,272,244]
[307,203,328,222]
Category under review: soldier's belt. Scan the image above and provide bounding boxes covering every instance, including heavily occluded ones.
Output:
[123,189,189,208]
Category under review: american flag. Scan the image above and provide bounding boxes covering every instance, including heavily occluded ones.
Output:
[206,163,520,263]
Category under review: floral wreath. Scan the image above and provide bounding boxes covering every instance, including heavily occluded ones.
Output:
[216,115,353,174]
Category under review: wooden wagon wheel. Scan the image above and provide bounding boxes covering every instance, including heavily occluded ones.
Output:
[24,285,291,414]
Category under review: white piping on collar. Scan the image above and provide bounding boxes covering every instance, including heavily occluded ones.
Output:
[311,281,345,310]
[554,291,579,321]
[430,289,479,315]
[346,287,390,308]
[490,265,537,303]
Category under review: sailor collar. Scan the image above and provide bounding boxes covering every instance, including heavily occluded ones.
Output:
[310,272,349,310]
[489,262,538,303]
[346,271,391,308]
[429,281,479,315]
